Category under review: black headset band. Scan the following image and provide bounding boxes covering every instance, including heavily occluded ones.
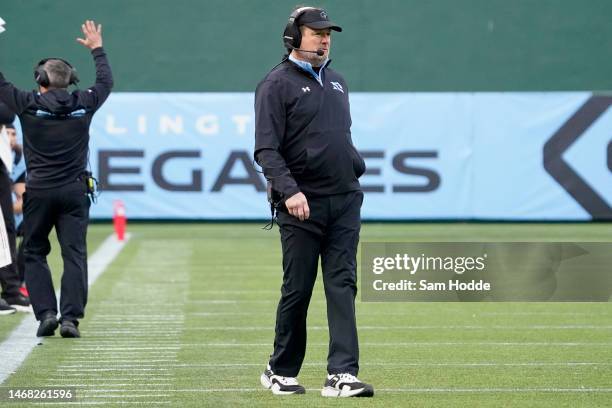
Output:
[289,6,318,25]
[283,7,322,50]
[34,57,79,87]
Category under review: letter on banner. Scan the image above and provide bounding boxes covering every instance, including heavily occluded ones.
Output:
[106,115,127,134]
[160,116,184,134]
[231,115,251,135]
[196,115,219,135]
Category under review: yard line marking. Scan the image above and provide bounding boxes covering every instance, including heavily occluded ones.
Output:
[83,314,182,318]
[61,360,178,364]
[71,347,180,351]
[112,341,612,348]
[71,340,182,342]
[63,388,612,393]
[43,383,172,387]
[0,234,131,385]
[32,403,172,406]
[60,368,170,372]
[57,373,172,377]
[56,362,612,369]
[47,378,172,382]
[185,310,609,318]
[375,388,612,393]
[479,312,609,316]
[75,393,172,397]
[68,353,178,356]
[77,325,612,331]
[59,364,176,368]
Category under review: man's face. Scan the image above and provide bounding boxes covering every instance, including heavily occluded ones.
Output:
[297,26,331,66]
[5,128,17,149]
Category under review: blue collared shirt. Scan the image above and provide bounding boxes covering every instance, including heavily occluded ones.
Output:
[288,54,330,87]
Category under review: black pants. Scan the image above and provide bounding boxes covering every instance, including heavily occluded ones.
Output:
[0,163,20,299]
[23,180,90,322]
[270,190,363,377]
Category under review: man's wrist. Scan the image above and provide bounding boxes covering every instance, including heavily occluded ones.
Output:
[285,187,301,199]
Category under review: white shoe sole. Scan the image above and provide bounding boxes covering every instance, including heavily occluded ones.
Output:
[260,373,303,395]
[260,373,272,390]
[321,386,367,397]
[0,309,16,315]
[11,304,32,313]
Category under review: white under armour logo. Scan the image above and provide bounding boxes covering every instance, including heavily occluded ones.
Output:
[302,86,311,93]
[330,82,344,93]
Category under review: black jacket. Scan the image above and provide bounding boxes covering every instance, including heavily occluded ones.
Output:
[0,47,113,189]
[254,59,365,198]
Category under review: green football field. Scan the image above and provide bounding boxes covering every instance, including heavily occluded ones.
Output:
[0,223,611,407]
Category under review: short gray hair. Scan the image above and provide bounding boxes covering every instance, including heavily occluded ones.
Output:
[43,59,71,89]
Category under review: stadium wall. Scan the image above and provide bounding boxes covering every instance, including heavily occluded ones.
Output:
[2,0,612,91]
[2,1,610,220]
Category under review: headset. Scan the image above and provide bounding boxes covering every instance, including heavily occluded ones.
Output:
[282,6,320,50]
[34,58,79,88]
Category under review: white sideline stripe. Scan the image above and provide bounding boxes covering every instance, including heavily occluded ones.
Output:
[0,233,131,385]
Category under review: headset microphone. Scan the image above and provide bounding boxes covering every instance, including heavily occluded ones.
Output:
[292,46,325,56]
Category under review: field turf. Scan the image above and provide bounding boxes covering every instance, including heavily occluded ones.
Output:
[0,223,610,407]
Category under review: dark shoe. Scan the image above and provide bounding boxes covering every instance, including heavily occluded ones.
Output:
[4,294,32,313]
[60,320,80,338]
[0,298,16,315]
[260,364,305,395]
[37,313,59,337]
[321,373,374,397]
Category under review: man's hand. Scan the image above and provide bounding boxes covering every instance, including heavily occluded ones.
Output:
[76,20,103,50]
[285,192,310,221]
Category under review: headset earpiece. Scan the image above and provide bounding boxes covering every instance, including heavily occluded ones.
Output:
[34,60,50,87]
[282,7,317,50]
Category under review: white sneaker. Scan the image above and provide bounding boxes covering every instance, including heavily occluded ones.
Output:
[260,364,305,395]
[321,373,374,397]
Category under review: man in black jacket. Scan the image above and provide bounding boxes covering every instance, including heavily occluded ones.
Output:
[0,103,29,314]
[255,7,373,398]
[0,20,113,337]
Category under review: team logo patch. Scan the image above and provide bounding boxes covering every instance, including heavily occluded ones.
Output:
[330,82,344,93]
[302,86,311,93]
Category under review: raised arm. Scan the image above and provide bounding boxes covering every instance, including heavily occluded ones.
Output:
[0,71,33,115]
[77,20,113,109]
